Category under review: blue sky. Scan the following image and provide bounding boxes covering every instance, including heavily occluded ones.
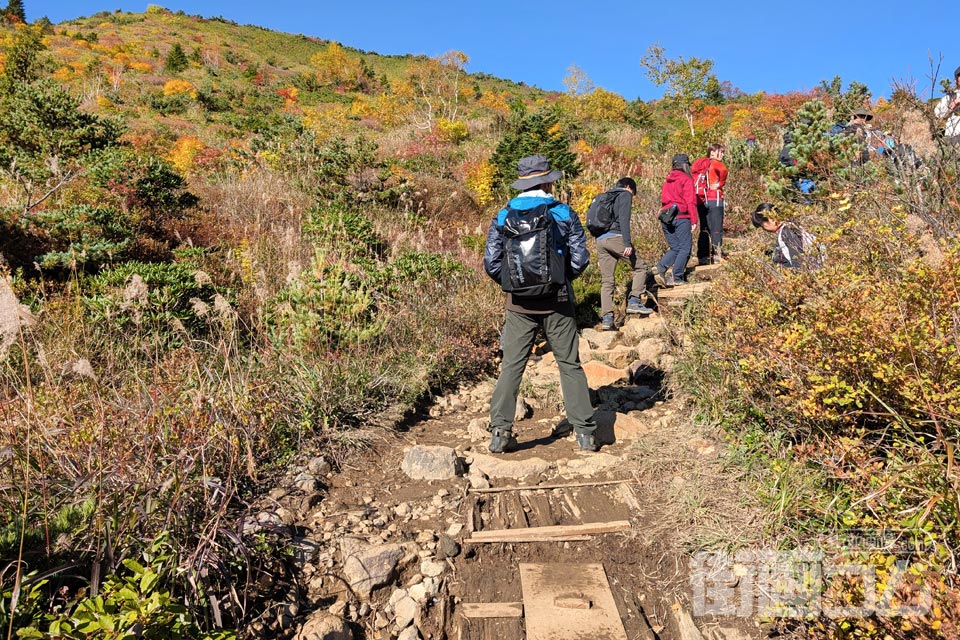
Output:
[30,1,960,101]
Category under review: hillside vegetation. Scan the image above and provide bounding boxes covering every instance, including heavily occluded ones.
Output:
[0,5,959,639]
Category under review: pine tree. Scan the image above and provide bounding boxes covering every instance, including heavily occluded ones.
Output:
[5,0,26,22]
[164,43,188,74]
[490,109,580,193]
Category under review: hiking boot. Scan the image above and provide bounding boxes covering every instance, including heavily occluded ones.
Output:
[575,433,598,452]
[673,277,688,286]
[488,427,518,454]
[697,258,711,266]
[600,314,617,331]
[626,297,654,315]
[664,271,677,287]
[654,268,668,288]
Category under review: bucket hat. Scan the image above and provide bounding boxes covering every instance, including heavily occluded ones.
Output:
[511,154,563,190]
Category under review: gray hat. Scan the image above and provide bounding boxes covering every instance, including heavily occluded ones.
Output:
[511,154,563,190]
[671,153,690,166]
[852,108,873,121]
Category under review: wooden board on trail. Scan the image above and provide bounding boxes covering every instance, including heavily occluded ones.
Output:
[461,602,524,619]
[656,282,712,299]
[467,520,631,543]
[520,563,628,640]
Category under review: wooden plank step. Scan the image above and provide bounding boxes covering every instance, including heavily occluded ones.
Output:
[520,563,628,640]
[656,282,712,298]
[466,520,630,544]
[461,602,524,619]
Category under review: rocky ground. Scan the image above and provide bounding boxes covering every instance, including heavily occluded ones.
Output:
[244,265,773,640]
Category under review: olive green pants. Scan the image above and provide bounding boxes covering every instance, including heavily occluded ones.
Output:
[490,310,596,436]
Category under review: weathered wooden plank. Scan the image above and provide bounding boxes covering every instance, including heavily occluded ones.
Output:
[470,479,633,494]
[460,602,524,619]
[467,520,630,543]
[520,563,628,640]
[464,535,592,545]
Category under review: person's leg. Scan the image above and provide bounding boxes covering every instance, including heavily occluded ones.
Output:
[671,218,692,280]
[708,201,724,258]
[657,222,678,277]
[489,311,539,431]
[623,244,649,302]
[696,201,711,263]
[542,311,596,438]
[596,236,618,318]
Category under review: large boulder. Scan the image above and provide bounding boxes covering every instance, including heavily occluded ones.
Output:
[341,539,404,600]
[295,611,353,640]
[401,446,462,480]
[582,361,628,389]
[470,453,552,479]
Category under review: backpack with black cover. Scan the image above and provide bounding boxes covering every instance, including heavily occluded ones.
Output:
[585,191,618,238]
[500,202,566,298]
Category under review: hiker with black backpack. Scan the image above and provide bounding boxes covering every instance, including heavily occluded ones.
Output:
[483,155,598,453]
[586,177,654,332]
[935,66,960,144]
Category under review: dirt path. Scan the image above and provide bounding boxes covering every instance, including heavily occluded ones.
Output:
[272,268,771,640]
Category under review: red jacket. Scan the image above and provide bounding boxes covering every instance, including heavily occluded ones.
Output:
[691,157,728,203]
[660,169,698,222]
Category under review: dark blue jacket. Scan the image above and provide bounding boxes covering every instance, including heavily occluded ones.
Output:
[483,195,590,287]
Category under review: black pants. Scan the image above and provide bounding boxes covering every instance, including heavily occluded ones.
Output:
[696,200,724,261]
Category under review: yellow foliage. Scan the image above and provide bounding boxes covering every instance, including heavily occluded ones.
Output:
[129,61,153,73]
[302,104,352,143]
[95,95,112,108]
[436,119,468,144]
[163,79,196,98]
[547,122,563,137]
[465,160,497,208]
[581,88,627,122]
[478,91,510,116]
[52,66,72,81]
[168,136,205,174]
[351,96,372,117]
[370,94,411,127]
[311,41,363,87]
[99,22,113,28]
[572,139,592,157]
[569,181,605,217]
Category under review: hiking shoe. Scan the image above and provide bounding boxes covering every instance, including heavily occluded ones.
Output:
[488,427,518,454]
[673,277,688,286]
[664,271,677,287]
[600,314,616,331]
[697,258,711,266]
[576,433,599,452]
[654,268,668,288]
[626,298,654,315]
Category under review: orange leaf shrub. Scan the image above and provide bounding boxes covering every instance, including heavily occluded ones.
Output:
[163,78,196,98]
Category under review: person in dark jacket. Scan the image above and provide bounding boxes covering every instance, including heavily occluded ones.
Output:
[751,203,823,269]
[483,154,598,453]
[655,154,698,287]
[596,177,653,331]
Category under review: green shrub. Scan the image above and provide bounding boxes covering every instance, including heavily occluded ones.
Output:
[82,261,223,345]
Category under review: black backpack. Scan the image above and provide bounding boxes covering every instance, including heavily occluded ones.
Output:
[500,203,566,299]
[585,191,618,238]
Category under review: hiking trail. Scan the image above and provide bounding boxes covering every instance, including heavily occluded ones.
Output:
[254,257,770,640]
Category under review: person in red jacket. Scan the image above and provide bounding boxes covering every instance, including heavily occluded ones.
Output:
[692,143,728,265]
[655,154,698,287]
